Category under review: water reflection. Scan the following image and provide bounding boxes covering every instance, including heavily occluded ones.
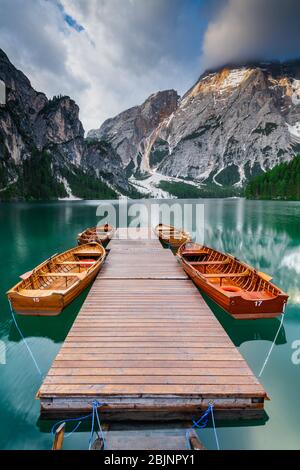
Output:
[197,199,300,306]
[202,293,287,347]
[1,199,300,449]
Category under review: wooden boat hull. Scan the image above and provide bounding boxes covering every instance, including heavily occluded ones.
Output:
[181,260,287,319]
[8,266,101,316]
[77,225,115,246]
[7,244,106,316]
[155,224,190,249]
[177,243,288,320]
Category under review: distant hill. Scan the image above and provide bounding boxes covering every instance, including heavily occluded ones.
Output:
[245,154,300,200]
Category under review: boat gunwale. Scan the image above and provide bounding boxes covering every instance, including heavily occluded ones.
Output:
[7,242,106,298]
[177,242,288,300]
[154,224,190,247]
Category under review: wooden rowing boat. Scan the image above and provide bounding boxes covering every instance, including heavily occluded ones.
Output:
[155,224,190,248]
[177,242,288,320]
[7,243,106,316]
[77,224,115,246]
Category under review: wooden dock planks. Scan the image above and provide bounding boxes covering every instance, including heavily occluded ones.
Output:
[38,229,266,420]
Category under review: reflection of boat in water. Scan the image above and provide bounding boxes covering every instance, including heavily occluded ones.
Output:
[202,292,287,347]
[8,287,88,344]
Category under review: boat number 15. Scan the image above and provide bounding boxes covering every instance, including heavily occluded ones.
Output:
[255,300,263,307]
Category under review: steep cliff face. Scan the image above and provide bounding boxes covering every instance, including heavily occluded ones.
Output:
[0,49,128,200]
[2,47,300,200]
[151,62,300,186]
[87,90,179,176]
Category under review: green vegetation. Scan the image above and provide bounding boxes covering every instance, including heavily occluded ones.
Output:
[214,164,240,186]
[149,139,169,168]
[0,149,119,201]
[41,95,65,114]
[60,166,118,200]
[157,180,242,198]
[0,150,67,200]
[253,122,278,136]
[244,161,264,180]
[245,154,300,200]
[20,151,67,199]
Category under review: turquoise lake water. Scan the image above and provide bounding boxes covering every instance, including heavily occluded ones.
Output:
[0,198,299,449]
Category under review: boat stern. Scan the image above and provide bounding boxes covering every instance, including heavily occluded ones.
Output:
[7,290,65,316]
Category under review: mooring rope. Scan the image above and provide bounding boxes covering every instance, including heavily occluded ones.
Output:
[258,313,285,377]
[51,400,107,450]
[186,403,220,450]
[8,299,42,377]
[210,403,220,450]
[88,400,107,450]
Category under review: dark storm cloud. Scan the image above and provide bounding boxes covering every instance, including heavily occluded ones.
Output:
[202,0,300,69]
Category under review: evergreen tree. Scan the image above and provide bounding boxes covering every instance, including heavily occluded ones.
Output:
[245,155,300,200]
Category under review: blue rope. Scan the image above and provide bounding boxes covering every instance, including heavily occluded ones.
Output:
[8,299,42,377]
[51,401,106,450]
[192,404,213,429]
[93,400,107,450]
[88,400,107,450]
[186,403,220,450]
[51,413,92,438]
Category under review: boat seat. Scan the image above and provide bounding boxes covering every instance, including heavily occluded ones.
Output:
[40,272,82,277]
[203,270,250,285]
[182,251,209,256]
[19,289,68,296]
[75,252,100,256]
[18,289,55,297]
[56,261,96,265]
[190,259,230,266]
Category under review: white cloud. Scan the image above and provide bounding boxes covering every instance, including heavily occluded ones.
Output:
[0,0,201,131]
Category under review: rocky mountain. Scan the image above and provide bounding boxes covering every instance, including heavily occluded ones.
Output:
[88,90,179,176]
[0,48,129,200]
[2,47,300,200]
[90,61,300,195]
[154,62,300,187]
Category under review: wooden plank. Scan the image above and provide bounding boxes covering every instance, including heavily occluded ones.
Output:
[43,375,260,385]
[47,367,253,376]
[56,353,243,361]
[38,227,266,420]
[39,384,266,396]
[50,360,251,368]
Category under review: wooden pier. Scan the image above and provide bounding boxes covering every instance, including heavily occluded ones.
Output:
[38,228,266,420]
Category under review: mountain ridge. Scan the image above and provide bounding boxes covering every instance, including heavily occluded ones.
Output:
[1,48,300,200]
[91,60,300,195]
[0,48,131,200]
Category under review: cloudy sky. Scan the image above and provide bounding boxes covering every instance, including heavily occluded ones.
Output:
[0,0,299,132]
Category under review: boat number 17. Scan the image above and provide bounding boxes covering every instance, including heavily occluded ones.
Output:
[255,300,263,307]
[33,298,40,303]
